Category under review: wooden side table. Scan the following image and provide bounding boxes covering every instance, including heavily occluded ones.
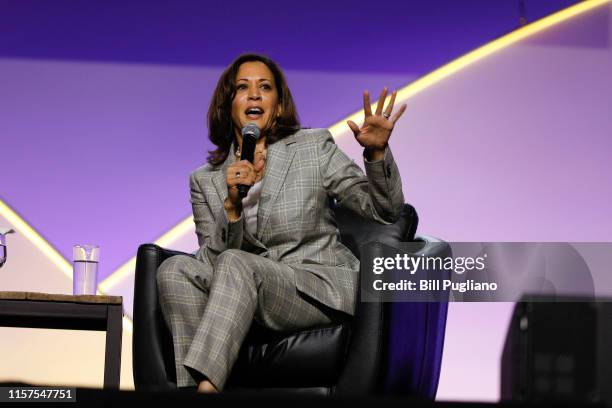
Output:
[0,291,123,389]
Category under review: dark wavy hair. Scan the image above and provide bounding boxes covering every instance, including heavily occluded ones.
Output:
[206,54,300,165]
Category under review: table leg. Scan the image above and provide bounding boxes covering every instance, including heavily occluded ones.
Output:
[104,304,123,389]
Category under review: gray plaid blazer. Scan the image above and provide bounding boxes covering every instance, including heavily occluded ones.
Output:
[189,128,404,316]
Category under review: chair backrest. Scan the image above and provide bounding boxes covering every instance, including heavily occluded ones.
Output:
[332,202,419,260]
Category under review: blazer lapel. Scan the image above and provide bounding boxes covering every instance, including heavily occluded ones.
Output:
[211,143,237,206]
[257,135,296,240]
[210,141,268,251]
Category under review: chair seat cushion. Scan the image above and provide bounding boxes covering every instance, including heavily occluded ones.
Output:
[226,322,351,388]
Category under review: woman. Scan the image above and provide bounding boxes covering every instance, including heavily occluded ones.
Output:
[156,53,407,393]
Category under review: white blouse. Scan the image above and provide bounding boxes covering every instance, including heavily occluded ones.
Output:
[241,180,263,237]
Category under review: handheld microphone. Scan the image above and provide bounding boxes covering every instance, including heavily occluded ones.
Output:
[238,123,261,198]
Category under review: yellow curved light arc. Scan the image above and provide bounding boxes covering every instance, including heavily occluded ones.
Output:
[132,0,609,260]
[1,0,609,328]
[0,199,73,279]
[328,0,611,138]
[98,215,194,292]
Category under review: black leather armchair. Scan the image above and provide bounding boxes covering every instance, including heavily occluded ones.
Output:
[133,204,450,397]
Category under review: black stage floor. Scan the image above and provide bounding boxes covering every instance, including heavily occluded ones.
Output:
[1,383,609,407]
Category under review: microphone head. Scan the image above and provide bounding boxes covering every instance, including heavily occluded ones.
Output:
[241,123,261,140]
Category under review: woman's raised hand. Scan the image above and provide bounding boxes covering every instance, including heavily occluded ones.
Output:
[347,87,406,160]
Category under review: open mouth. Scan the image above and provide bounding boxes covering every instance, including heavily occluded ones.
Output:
[245,107,264,120]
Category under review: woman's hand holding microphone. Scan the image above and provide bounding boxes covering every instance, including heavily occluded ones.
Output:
[224,156,265,222]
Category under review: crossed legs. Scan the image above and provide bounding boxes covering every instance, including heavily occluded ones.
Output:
[156,249,335,391]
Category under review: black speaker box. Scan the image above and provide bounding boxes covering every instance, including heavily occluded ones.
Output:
[501,297,612,403]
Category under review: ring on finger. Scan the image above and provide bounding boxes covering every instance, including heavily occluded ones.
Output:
[383,112,391,119]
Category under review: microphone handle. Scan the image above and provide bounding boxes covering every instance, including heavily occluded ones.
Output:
[237,134,257,198]
[238,184,250,198]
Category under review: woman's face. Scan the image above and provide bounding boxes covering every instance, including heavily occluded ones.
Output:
[231,61,280,137]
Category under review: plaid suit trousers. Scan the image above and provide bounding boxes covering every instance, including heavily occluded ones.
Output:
[156,248,339,390]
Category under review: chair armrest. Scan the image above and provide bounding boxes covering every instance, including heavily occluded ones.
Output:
[133,244,192,390]
[386,236,451,398]
[336,236,451,398]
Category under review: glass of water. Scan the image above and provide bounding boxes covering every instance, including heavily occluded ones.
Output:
[73,244,99,295]
[0,239,6,268]
[0,228,14,268]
